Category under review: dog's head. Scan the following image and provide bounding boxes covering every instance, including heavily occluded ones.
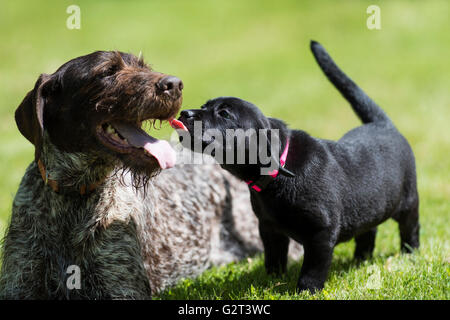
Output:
[176,96,269,142]
[15,51,183,178]
[173,97,286,178]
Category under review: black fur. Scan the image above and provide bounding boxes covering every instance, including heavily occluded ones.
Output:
[177,41,420,292]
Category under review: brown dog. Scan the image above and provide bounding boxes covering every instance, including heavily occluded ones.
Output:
[0,51,269,299]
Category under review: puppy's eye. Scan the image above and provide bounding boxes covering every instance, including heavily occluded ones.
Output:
[218,109,232,119]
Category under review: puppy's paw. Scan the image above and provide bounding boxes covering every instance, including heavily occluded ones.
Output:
[265,263,287,276]
[296,277,324,294]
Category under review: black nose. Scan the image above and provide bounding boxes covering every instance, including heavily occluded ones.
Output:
[157,76,183,93]
[180,109,197,119]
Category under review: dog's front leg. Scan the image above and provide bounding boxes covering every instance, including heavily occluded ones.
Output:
[259,221,290,275]
[297,230,334,293]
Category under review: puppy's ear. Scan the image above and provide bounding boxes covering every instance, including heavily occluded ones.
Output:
[15,73,53,160]
[267,117,287,130]
[266,118,295,178]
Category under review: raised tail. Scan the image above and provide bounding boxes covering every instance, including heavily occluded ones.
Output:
[310,40,390,124]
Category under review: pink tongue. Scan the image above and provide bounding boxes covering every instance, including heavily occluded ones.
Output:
[111,121,176,169]
[169,118,188,131]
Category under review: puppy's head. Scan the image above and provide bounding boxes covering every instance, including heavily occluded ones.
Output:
[178,96,268,142]
[173,97,286,177]
[15,51,183,178]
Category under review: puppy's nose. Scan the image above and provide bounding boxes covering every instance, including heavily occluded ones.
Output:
[180,110,197,119]
[157,76,184,93]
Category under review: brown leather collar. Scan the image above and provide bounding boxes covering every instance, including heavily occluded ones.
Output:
[37,159,104,195]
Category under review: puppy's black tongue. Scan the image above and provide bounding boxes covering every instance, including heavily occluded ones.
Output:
[111,121,176,169]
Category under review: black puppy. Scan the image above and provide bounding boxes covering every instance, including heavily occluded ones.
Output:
[173,41,420,292]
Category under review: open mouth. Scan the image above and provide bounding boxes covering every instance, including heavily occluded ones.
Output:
[96,120,176,169]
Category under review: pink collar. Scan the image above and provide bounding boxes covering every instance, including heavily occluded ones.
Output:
[245,139,290,192]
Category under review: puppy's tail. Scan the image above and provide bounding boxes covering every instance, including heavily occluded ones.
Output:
[310,40,391,124]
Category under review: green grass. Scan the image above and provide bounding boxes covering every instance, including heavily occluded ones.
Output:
[0,0,449,299]
[158,227,449,300]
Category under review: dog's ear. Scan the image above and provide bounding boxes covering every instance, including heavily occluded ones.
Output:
[267,117,287,130]
[266,117,295,178]
[15,73,53,160]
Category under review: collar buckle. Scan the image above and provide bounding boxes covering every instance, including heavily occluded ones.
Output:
[245,138,294,193]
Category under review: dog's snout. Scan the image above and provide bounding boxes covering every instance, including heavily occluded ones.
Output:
[157,76,183,93]
[180,110,197,119]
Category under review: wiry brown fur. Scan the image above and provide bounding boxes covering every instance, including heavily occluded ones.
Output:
[0,51,301,299]
[0,135,263,298]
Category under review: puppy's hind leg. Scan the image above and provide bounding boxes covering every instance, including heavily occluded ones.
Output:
[396,202,420,253]
[354,227,377,261]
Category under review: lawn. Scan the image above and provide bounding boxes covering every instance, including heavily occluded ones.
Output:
[0,0,448,299]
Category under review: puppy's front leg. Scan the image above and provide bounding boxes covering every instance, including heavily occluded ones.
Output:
[297,231,334,293]
[259,221,290,275]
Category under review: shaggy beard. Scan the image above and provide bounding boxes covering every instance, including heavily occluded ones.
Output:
[112,160,161,195]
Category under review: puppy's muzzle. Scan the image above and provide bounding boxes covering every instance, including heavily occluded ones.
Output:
[180,109,199,120]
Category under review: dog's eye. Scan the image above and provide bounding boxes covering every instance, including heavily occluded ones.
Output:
[218,109,231,119]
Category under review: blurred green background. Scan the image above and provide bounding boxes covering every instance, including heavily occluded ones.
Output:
[0,0,449,298]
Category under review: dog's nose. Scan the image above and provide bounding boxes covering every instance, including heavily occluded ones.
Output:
[180,110,197,119]
[157,76,183,93]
